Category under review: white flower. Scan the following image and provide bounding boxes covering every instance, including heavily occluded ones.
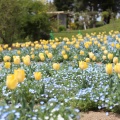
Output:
[57,114,64,120]
[44,116,49,120]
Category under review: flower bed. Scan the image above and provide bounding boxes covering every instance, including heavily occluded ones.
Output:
[0,30,120,119]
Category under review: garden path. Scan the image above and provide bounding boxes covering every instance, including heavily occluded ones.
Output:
[80,111,120,120]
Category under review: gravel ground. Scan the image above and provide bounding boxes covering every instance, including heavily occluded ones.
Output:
[80,111,120,120]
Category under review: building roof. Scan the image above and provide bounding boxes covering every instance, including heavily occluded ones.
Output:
[47,11,72,15]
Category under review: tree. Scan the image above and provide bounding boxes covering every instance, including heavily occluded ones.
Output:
[0,0,23,44]
[20,0,51,41]
[73,0,120,24]
[0,0,51,44]
[54,0,73,11]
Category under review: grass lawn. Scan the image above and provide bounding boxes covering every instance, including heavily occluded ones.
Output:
[54,19,120,39]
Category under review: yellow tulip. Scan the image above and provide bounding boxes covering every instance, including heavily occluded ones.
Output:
[75,44,79,48]
[113,57,118,64]
[74,55,78,59]
[34,72,42,80]
[114,63,120,74]
[66,47,70,51]
[108,53,113,60]
[3,44,8,49]
[47,53,53,59]
[92,56,96,61]
[43,45,49,49]
[63,45,67,49]
[31,43,34,47]
[101,46,106,50]
[102,55,106,60]
[0,47,3,52]
[35,44,40,49]
[6,74,18,89]
[31,48,34,51]
[84,43,89,49]
[4,62,11,69]
[89,52,94,59]
[14,69,25,82]
[23,56,31,66]
[61,50,66,55]
[16,43,20,48]
[106,64,113,75]
[98,43,101,47]
[85,58,90,62]
[63,54,68,59]
[13,56,20,65]
[8,47,11,51]
[103,50,108,55]
[3,56,11,62]
[21,44,25,47]
[53,63,60,70]
[116,44,120,49]
[80,50,84,55]
[39,53,44,57]
[52,44,56,49]
[39,55,45,61]
[79,61,88,70]
[45,50,49,54]
[31,54,35,59]
[111,43,115,47]
[17,50,21,55]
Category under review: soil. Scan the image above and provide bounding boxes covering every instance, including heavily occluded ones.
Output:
[80,111,120,120]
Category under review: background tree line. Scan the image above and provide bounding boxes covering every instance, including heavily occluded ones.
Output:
[0,0,51,44]
[54,0,120,13]
[54,0,120,29]
[0,0,120,44]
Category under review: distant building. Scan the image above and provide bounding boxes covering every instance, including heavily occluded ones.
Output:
[47,11,72,28]
[116,13,120,19]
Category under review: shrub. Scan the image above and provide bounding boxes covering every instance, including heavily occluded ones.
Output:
[96,21,104,27]
[59,25,66,32]
[69,23,77,30]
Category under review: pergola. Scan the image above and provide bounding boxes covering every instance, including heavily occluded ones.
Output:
[47,11,72,29]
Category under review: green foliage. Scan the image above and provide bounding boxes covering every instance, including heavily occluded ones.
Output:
[59,25,66,32]
[96,21,104,27]
[20,0,51,41]
[0,0,51,44]
[0,0,24,44]
[102,11,110,18]
[54,19,120,39]
[54,0,73,11]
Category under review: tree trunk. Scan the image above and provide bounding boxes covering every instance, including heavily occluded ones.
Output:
[0,31,7,44]
[83,22,86,30]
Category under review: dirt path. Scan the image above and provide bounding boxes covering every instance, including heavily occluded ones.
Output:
[80,111,120,120]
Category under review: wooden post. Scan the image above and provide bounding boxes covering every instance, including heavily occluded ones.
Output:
[57,13,60,31]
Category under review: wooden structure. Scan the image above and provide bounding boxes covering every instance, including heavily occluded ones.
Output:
[47,11,72,29]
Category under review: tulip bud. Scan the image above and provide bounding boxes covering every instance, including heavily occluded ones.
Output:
[13,56,21,65]
[79,61,88,70]
[53,63,60,70]
[113,57,118,64]
[114,63,120,74]
[106,63,113,75]
[14,69,25,82]
[63,54,68,60]
[4,62,11,69]
[6,74,18,89]
[23,56,31,66]
[108,53,113,60]
[34,72,42,80]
